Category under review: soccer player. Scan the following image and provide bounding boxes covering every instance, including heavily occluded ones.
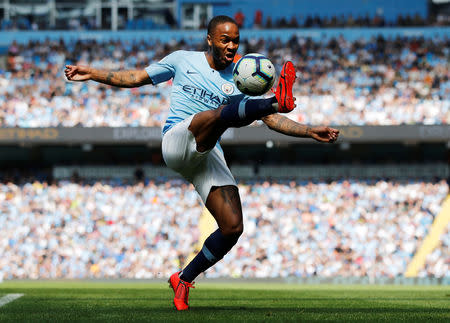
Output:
[65,15,339,310]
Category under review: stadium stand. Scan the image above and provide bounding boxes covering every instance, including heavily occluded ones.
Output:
[1,34,449,127]
[0,179,448,280]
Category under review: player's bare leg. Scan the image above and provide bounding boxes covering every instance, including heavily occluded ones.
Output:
[176,187,243,281]
[205,185,243,239]
[169,185,243,310]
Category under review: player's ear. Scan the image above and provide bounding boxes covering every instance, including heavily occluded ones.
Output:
[207,34,212,47]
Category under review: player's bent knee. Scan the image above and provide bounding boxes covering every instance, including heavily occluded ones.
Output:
[221,222,244,240]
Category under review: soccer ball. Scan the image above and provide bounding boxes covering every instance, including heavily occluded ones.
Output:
[232,53,275,96]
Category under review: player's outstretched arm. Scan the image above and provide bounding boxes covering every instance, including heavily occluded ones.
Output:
[261,114,339,143]
[64,65,152,88]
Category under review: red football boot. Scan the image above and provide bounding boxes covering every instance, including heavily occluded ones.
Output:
[168,272,195,311]
[273,61,297,113]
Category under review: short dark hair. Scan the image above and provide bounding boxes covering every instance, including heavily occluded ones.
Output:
[207,15,238,35]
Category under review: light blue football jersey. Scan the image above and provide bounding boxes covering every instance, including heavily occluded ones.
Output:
[145,50,245,135]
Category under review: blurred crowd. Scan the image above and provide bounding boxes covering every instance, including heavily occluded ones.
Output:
[2,34,449,127]
[0,179,448,280]
[212,180,449,278]
[1,11,449,31]
[242,11,450,29]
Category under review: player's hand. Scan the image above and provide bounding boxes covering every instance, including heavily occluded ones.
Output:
[64,65,92,82]
[309,126,339,143]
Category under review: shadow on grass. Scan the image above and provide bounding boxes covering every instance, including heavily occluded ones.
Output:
[184,306,449,313]
[2,304,447,323]
[26,296,448,302]
[190,296,449,301]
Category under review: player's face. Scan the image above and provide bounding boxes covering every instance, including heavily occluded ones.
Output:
[208,22,240,69]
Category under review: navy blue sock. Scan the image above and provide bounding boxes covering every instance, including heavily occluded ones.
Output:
[220,96,277,127]
[180,229,239,283]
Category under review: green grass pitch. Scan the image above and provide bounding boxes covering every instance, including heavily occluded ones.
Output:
[0,281,449,322]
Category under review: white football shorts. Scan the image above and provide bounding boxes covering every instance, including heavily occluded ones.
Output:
[162,115,237,203]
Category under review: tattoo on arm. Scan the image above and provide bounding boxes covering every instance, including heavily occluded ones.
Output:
[305,126,311,137]
[94,70,143,88]
[106,72,114,84]
[263,114,312,138]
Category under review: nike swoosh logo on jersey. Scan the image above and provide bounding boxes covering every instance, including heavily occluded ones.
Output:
[187,70,198,74]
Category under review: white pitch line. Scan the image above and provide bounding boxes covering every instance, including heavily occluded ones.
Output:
[0,293,24,308]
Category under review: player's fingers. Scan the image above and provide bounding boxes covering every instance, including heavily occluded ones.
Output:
[67,69,77,78]
[65,72,73,79]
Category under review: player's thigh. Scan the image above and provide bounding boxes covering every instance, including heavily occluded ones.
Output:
[162,115,207,173]
[188,109,227,152]
[189,143,237,201]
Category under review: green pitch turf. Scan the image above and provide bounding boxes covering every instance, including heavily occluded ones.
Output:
[0,281,449,322]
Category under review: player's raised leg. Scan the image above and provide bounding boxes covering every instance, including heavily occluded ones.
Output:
[220,60,297,127]
[189,61,297,152]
